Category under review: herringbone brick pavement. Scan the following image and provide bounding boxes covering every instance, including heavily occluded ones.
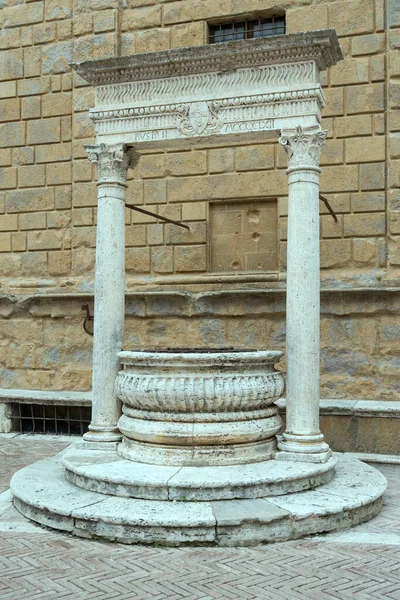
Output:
[1,435,399,600]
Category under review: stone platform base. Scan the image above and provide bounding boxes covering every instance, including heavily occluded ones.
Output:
[62,450,337,501]
[10,453,386,546]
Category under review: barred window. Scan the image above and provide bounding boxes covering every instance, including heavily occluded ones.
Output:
[209,16,286,44]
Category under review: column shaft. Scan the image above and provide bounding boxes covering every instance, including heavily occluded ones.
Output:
[83,144,133,444]
[277,126,331,463]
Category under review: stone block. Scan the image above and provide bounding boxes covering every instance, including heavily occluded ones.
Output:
[344,214,385,237]
[208,148,234,174]
[73,112,94,139]
[235,144,274,171]
[320,140,344,165]
[136,28,170,53]
[320,239,351,268]
[28,230,63,250]
[390,81,400,110]
[72,226,96,248]
[125,225,146,247]
[390,211,400,235]
[71,247,95,274]
[126,247,151,273]
[167,151,207,176]
[42,93,72,117]
[72,182,97,207]
[345,137,385,163]
[45,0,72,20]
[171,22,205,48]
[329,0,374,36]
[140,154,166,179]
[61,116,72,142]
[120,32,136,56]
[0,233,11,253]
[73,160,92,182]
[158,204,181,221]
[147,223,163,245]
[121,6,162,30]
[0,81,16,99]
[370,55,385,82]
[3,2,44,28]
[18,165,46,188]
[72,208,93,227]
[13,147,34,167]
[151,246,174,273]
[18,77,51,96]
[36,143,71,163]
[27,118,60,145]
[42,41,73,75]
[335,115,372,138]
[360,162,385,190]
[21,97,41,120]
[11,232,27,252]
[47,211,71,229]
[93,10,116,33]
[0,168,17,190]
[144,179,166,205]
[0,49,23,81]
[352,192,385,213]
[20,251,47,276]
[46,163,72,185]
[48,251,71,276]
[321,215,343,238]
[73,32,116,61]
[0,214,18,232]
[346,83,385,114]
[165,221,206,245]
[55,185,72,210]
[33,22,56,45]
[0,29,20,50]
[388,0,400,28]
[73,87,94,112]
[320,165,359,193]
[330,57,369,86]
[182,202,207,221]
[19,212,47,230]
[0,150,12,167]
[73,14,92,36]
[286,4,328,34]
[24,46,41,78]
[352,34,385,56]
[167,171,287,203]
[7,188,54,213]
[323,87,344,117]
[57,19,72,41]
[0,98,20,122]
[175,245,207,272]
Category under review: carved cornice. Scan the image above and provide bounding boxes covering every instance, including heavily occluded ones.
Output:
[72,30,342,87]
[279,126,327,170]
[85,143,138,186]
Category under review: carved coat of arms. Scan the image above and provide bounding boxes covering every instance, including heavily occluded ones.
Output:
[176,101,221,137]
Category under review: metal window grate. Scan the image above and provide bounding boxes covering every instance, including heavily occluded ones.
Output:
[10,403,91,435]
[209,16,286,44]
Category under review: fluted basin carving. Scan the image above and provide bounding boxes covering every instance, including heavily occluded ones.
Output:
[115,350,285,467]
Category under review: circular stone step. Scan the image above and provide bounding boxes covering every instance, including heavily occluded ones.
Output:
[62,449,337,501]
[10,453,386,546]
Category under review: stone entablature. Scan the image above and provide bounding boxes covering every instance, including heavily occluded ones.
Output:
[73,30,342,149]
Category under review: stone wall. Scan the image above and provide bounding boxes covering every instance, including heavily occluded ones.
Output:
[0,0,399,403]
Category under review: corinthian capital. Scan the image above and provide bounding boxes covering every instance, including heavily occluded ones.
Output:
[85,143,138,186]
[279,126,327,171]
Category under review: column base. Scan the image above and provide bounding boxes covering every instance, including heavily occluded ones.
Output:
[276,432,332,463]
[83,427,122,444]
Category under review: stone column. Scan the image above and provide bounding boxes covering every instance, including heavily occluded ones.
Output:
[277,126,331,463]
[83,143,134,444]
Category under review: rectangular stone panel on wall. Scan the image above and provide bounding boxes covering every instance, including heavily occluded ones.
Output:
[210,199,278,273]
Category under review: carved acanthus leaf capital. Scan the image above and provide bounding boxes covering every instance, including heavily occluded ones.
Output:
[279,126,327,170]
[85,143,139,186]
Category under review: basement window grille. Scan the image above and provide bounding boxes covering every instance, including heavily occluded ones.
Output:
[209,16,286,44]
[10,403,91,435]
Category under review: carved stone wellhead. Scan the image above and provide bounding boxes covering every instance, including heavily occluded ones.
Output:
[115,350,285,466]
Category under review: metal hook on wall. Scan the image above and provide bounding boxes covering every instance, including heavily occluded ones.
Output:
[82,304,94,336]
